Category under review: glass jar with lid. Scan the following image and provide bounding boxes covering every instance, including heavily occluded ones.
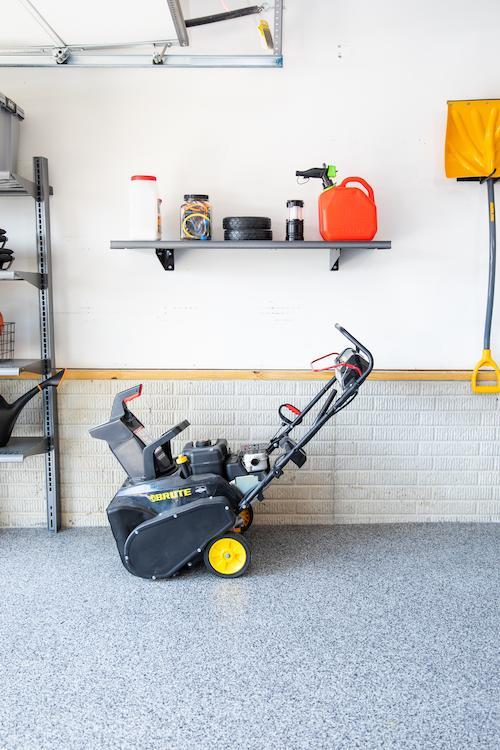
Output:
[180,194,211,240]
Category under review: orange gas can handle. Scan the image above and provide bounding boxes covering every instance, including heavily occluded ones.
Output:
[339,177,375,203]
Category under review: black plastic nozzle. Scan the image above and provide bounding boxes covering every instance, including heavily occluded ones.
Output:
[296,163,335,190]
[39,369,65,390]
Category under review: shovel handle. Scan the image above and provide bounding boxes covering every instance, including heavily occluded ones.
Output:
[471,349,500,394]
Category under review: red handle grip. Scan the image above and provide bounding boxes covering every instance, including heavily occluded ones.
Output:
[339,176,375,203]
[278,403,302,424]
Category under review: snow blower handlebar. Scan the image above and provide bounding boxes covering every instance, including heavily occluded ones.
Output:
[239,325,373,510]
[335,323,374,384]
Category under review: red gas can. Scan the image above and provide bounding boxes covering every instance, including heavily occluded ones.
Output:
[319,177,377,241]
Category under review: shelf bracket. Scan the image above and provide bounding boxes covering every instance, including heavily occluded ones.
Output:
[330,248,340,271]
[0,270,46,288]
[156,248,175,270]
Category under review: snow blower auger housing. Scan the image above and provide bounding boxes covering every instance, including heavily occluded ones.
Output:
[90,325,373,580]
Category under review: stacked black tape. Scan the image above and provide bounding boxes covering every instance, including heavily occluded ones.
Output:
[0,229,14,270]
[223,216,272,241]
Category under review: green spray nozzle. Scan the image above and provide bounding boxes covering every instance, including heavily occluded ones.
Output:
[326,164,337,180]
[296,163,337,190]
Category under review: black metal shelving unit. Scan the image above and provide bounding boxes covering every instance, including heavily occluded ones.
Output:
[111,239,391,271]
[0,157,61,531]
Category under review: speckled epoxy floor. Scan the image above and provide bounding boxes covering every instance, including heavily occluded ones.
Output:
[0,524,498,750]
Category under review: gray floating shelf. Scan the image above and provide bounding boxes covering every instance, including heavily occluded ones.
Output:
[0,270,46,289]
[0,170,53,197]
[0,437,49,463]
[111,239,391,271]
[0,359,47,376]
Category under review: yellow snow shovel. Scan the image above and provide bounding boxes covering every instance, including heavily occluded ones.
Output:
[445,99,500,394]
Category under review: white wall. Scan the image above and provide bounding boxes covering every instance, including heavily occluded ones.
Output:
[1,0,499,369]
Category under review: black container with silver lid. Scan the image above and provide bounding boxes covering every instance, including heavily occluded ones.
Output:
[286,199,304,241]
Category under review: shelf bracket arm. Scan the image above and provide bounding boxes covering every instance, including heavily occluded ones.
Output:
[156,248,175,270]
[330,248,340,271]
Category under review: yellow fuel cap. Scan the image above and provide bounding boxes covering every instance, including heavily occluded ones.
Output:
[176,454,189,464]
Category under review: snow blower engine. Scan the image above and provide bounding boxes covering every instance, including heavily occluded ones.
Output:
[90,324,373,579]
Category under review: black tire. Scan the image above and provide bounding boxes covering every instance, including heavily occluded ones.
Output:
[223,216,271,230]
[237,505,254,533]
[204,532,251,578]
[224,229,273,241]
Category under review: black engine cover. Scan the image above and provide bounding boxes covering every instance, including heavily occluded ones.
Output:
[182,439,229,476]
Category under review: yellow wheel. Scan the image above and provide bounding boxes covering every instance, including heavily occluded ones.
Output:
[204,532,251,578]
[234,505,253,533]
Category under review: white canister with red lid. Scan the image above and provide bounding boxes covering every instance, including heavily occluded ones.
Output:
[129,175,161,240]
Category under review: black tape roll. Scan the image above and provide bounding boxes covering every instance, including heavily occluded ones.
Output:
[224,229,273,241]
[223,216,271,230]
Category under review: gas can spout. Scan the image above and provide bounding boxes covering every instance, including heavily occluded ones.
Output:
[296,163,337,190]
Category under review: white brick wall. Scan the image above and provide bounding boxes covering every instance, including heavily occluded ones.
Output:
[0,379,499,527]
